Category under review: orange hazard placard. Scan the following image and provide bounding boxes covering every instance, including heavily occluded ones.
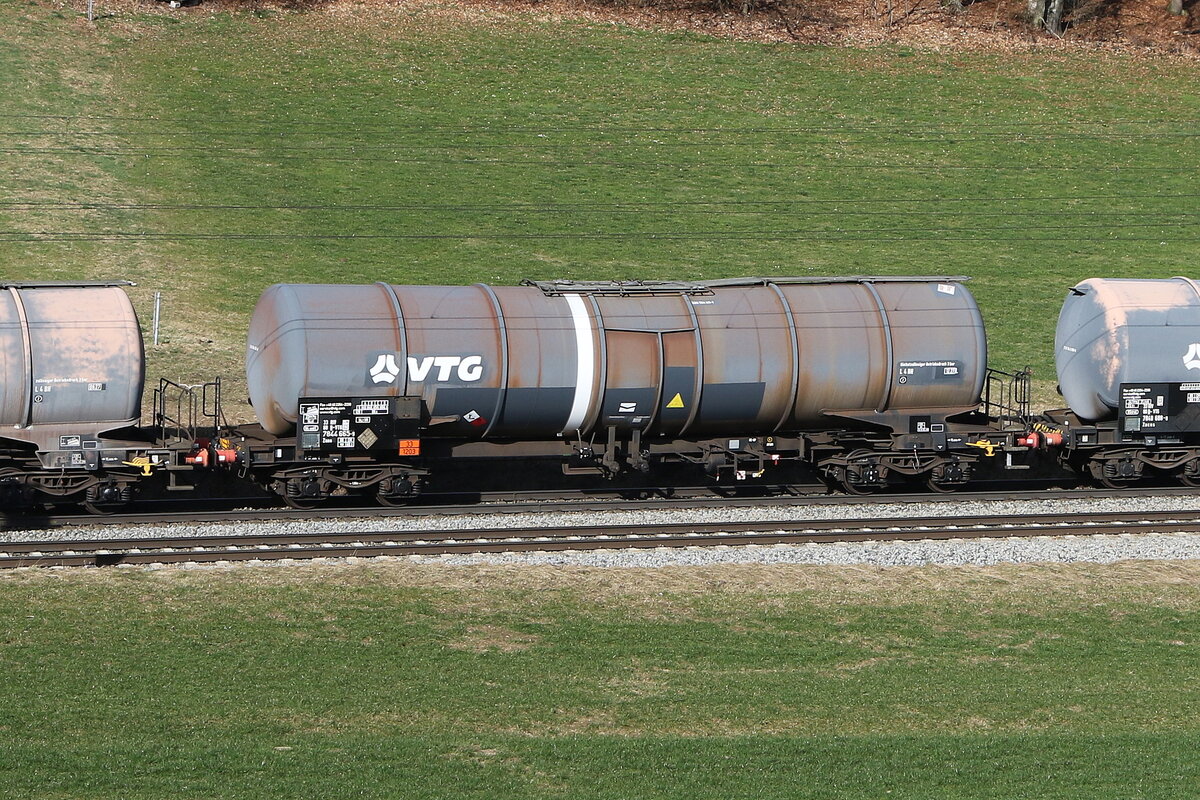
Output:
[398,439,421,456]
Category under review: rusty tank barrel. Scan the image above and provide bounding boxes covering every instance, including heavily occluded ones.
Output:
[1056,277,1200,421]
[0,282,144,438]
[246,277,987,438]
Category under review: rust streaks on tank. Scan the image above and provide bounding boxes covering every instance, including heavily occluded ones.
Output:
[244,277,988,443]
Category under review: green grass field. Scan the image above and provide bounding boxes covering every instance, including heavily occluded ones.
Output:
[4,3,1200,796]
[3,562,1200,798]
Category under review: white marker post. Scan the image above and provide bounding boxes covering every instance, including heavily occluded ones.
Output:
[152,291,161,345]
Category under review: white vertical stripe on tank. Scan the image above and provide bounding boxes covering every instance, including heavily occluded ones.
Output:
[563,293,595,435]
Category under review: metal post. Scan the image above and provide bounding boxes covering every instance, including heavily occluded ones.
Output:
[153,291,161,346]
[87,0,94,22]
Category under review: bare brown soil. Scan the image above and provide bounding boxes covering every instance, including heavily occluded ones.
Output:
[126,0,1200,55]
[514,0,1199,53]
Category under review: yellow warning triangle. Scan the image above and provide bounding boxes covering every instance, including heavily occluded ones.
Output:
[666,393,685,409]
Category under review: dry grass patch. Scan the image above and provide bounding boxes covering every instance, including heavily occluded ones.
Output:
[447,623,543,652]
[444,746,568,793]
[20,558,1200,613]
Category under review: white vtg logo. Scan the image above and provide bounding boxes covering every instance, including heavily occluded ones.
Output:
[368,354,484,384]
[369,354,401,384]
[1184,343,1200,371]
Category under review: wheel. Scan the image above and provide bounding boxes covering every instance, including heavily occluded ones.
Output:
[1180,473,1200,488]
[1097,475,1139,490]
[823,456,885,496]
[280,476,327,509]
[1089,457,1142,490]
[840,477,876,496]
[83,482,130,515]
[924,461,968,494]
[1091,461,1140,489]
[376,476,415,507]
[924,477,961,494]
[0,474,30,510]
[1178,460,1200,487]
[282,494,322,510]
[829,462,883,495]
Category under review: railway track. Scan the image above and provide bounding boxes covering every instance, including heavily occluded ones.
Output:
[4,509,1200,569]
[5,483,1197,531]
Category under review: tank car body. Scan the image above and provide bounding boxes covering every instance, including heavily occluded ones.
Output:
[241,277,1027,502]
[1048,277,1200,487]
[247,277,988,439]
[0,282,159,510]
[1056,277,1200,421]
[0,281,144,447]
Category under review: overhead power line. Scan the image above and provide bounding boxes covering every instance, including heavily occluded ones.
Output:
[1,193,1195,212]
[0,148,1188,170]
[2,131,1197,144]
[0,207,1196,220]
[1,219,1195,242]
[0,112,1194,132]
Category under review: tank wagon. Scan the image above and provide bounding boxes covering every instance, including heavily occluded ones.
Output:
[0,281,244,511]
[0,282,143,439]
[239,276,1030,504]
[0,282,148,510]
[1048,277,1200,487]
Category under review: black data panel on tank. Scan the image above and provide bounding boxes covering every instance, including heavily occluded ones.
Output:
[297,397,420,456]
[1118,383,1200,438]
[896,360,964,385]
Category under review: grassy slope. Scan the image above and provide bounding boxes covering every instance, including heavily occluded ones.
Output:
[2,563,1200,798]
[2,2,1198,415]
[3,6,1200,796]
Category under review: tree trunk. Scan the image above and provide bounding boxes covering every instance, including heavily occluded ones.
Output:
[1028,0,1047,28]
[1045,0,1065,34]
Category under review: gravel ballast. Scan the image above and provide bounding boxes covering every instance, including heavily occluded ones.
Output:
[7,493,1200,569]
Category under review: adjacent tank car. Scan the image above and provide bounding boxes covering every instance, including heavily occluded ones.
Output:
[1048,276,1200,487]
[0,282,164,511]
[0,282,143,443]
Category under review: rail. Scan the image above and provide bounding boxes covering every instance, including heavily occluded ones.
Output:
[2,508,1196,568]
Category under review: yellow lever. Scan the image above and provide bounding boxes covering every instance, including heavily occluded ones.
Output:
[966,440,999,457]
[122,457,154,477]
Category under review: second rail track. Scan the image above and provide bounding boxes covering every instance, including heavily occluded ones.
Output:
[4,509,1199,568]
